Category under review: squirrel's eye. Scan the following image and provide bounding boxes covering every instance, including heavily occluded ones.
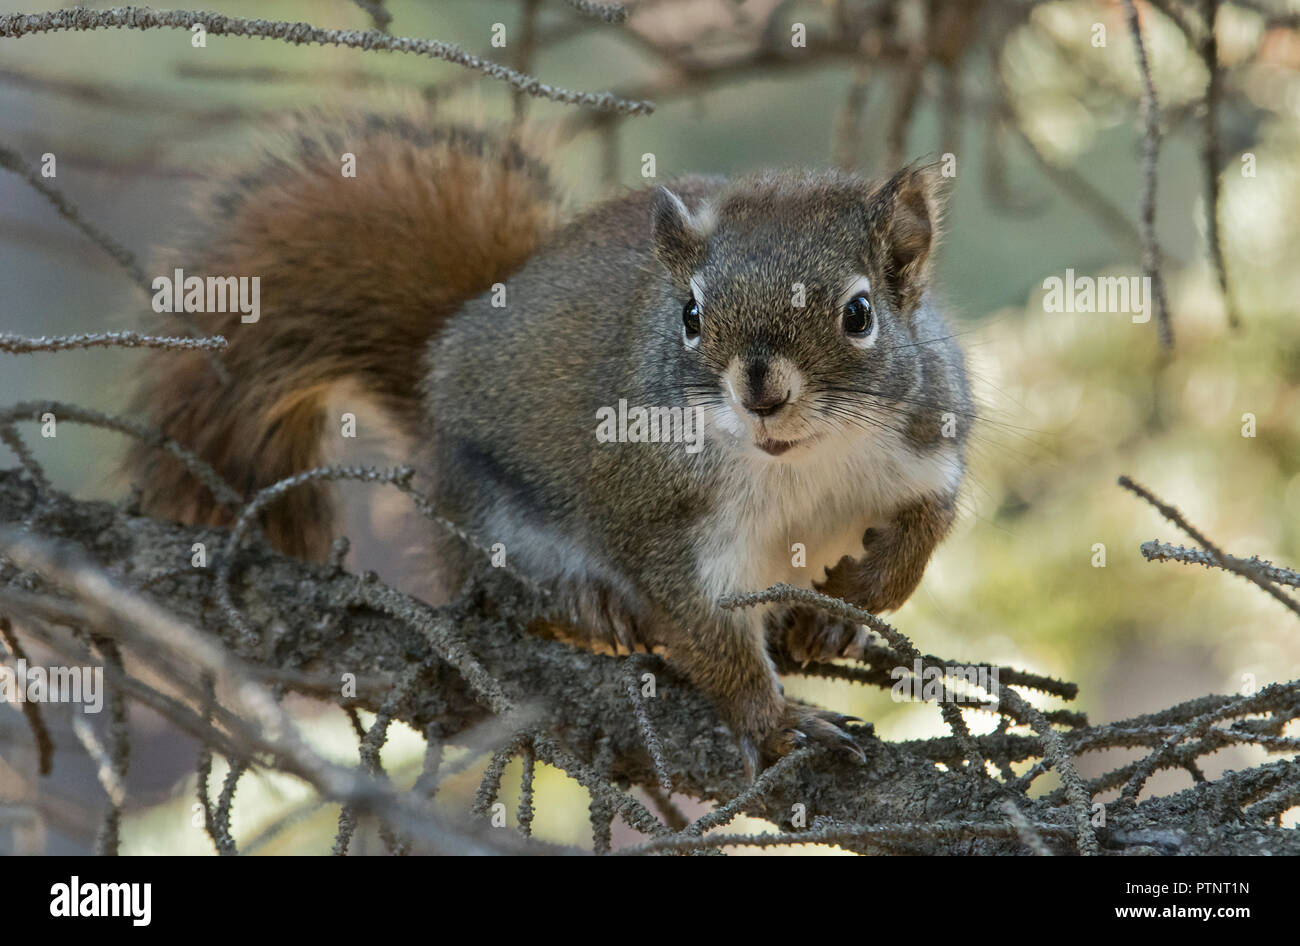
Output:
[843,295,873,336]
[682,298,701,339]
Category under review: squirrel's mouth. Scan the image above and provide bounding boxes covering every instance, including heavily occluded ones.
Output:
[755,437,804,456]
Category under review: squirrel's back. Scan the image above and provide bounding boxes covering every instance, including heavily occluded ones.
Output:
[125,113,562,558]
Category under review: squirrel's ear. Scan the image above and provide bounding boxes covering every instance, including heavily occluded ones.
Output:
[868,164,943,309]
[651,185,709,284]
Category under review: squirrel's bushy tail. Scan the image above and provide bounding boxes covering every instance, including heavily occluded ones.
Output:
[124,114,562,559]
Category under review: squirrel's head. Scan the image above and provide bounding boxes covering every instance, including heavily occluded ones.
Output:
[650,165,943,460]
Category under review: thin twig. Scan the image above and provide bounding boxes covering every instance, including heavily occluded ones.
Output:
[0,143,148,287]
[1198,0,1238,328]
[0,331,227,354]
[1,400,241,509]
[1122,0,1174,348]
[0,616,55,774]
[0,7,654,114]
[1121,475,1300,619]
[564,0,628,23]
[618,818,1073,856]
[1141,540,1300,589]
[0,424,50,495]
[622,655,672,791]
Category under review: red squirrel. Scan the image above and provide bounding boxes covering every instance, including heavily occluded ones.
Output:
[127,114,972,774]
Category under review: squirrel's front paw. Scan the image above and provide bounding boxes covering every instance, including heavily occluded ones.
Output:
[772,606,868,664]
[738,699,865,777]
[816,526,924,614]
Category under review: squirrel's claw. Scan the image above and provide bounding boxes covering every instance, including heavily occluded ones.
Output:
[773,606,867,664]
[825,712,863,726]
[831,726,868,763]
[751,701,867,772]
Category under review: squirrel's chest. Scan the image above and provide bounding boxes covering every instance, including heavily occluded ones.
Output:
[694,477,880,605]
[694,436,960,602]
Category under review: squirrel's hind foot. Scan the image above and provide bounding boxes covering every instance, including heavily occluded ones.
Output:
[740,700,866,779]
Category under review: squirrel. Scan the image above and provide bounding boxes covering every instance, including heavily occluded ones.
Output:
[125,112,972,776]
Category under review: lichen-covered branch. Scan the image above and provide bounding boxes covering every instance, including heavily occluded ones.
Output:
[1,467,1296,855]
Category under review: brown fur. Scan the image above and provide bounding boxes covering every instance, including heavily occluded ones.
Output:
[124,115,562,559]
[124,120,970,775]
[423,166,969,772]
[816,494,958,613]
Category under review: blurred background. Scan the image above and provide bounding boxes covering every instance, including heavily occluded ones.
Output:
[1,0,1298,853]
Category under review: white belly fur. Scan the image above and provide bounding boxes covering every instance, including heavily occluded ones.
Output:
[696,428,961,606]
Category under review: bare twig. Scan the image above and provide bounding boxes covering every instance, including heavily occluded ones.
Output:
[622,655,672,791]
[619,818,1073,856]
[0,615,55,774]
[1121,475,1300,620]
[0,400,242,509]
[1141,540,1300,589]
[0,331,227,354]
[1122,0,1174,349]
[0,7,655,115]
[564,0,628,23]
[0,143,149,288]
[350,0,391,34]
[1198,0,1239,328]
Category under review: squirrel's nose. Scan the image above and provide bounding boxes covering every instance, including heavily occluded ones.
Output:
[742,357,789,417]
[742,390,789,418]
